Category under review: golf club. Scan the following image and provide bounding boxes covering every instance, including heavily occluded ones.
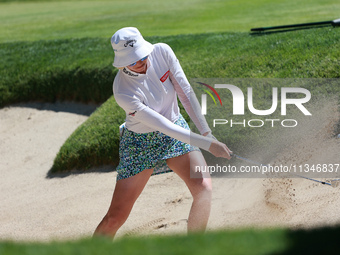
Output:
[231,153,340,188]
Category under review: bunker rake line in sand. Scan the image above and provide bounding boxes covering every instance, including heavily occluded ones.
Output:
[231,153,340,188]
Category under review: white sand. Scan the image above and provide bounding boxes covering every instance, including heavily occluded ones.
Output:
[0,102,339,242]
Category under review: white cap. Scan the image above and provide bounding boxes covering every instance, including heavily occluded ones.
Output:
[111,27,154,68]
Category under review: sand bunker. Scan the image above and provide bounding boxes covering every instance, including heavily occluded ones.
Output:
[0,100,339,241]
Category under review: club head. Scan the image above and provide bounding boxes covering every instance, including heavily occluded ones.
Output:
[330,180,340,188]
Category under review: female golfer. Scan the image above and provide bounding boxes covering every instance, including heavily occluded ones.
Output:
[94,27,232,238]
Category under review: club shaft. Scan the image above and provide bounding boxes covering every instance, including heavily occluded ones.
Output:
[232,154,332,186]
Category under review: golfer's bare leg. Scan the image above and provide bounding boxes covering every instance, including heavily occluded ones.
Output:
[93,168,153,238]
[166,151,212,233]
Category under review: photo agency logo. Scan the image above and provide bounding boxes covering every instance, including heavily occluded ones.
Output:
[192,79,339,179]
[196,80,312,128]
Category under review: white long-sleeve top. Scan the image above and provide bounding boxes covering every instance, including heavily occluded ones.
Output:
[113,43,213,151]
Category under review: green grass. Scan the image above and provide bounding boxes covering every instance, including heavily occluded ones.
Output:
[2,226,340,255]
[0,0,339,42]
[0,38,115,106]
[1,229,288,255]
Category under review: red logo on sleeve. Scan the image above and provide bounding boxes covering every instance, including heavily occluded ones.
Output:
[129,111,137,116]
[160,70,170,82]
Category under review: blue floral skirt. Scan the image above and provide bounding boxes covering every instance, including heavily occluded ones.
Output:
[116,114,200,181]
